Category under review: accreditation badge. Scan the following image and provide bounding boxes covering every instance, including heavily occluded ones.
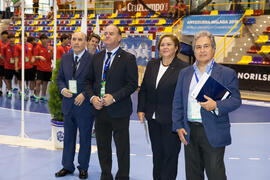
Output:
[25,57,29,62]
[10,58,15,64]
[100,81,106,99]
[190,101,202,120]
[68,80,77,94]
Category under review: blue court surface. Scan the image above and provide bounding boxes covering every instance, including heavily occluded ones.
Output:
[0,91,270,180]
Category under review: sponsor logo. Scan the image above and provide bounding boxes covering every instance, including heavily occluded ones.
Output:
[238,72,270,81]
[57,131,64,142]
[127,3,168,12]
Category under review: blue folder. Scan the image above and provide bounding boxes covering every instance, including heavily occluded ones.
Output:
[192,74,232,102]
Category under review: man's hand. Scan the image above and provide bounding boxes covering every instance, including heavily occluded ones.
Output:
[177,128,188,145]
[137,112,145,123]
[200,95,217,111]
[92,96,103,110]
[102,94,114,106]
[62,88,73,98]
[74,93,85,106]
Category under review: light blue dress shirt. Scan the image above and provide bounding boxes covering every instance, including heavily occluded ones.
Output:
[187,59,215,123]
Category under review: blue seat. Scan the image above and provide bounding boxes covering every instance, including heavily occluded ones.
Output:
[120,20,127,26]
[91,20,96,25]
[244,18,256,25]
[144,27,150,31]
[219,11,227,14]
[145,20,152,26]
[130,27,136,31]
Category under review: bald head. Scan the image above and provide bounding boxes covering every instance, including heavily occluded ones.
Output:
[71,32,87,55]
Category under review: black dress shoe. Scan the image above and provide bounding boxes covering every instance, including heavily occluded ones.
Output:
[79,170,88,179]
[55,168,73,177]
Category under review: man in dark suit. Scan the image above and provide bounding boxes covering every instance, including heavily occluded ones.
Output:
[84,24,138,180]
[172,31,242,180]
[55,32,94,179]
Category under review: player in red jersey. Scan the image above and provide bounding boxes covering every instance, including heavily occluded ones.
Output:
[27,36,40,98]
[2,34,19,99]
[33,34,53,103]
[15,33,35,101]
[56,34,70,60]
[0,30,9,96]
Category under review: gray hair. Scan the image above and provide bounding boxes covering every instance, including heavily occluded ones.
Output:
[192,31,216,51]
[72,31,87,41]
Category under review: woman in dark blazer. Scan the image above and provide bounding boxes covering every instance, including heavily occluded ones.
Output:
[137,34,188,180]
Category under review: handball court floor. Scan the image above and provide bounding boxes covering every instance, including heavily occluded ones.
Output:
[0,91,270,180]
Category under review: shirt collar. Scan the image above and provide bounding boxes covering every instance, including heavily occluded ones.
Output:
[74,50,85,61]
[106,46,120,56]
[193,59,215,74]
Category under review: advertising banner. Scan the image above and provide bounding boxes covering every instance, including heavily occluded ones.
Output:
[114,0,170,15]
[182,15,242,36]
[222,64,270,92]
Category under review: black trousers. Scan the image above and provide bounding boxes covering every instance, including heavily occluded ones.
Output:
[95,109,130,180]
[148,119,181,180]
[185,122,227,180]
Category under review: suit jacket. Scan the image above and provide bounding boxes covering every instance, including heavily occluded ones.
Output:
[137,57,188,124]
[84,48,138,118]
[57,51,94,116]
[172,62,242,147]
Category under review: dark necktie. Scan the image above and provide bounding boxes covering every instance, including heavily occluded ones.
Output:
[103,52,112,80]
[73,56,79,78]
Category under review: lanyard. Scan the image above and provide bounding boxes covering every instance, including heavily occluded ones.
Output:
[25,43,28,57]
[102,49,118,80]
[194,60,214,83]
[9,45,15,56]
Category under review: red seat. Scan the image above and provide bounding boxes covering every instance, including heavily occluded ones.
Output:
[253,9,263,16]
[141,12,149,18]
[157,27,165,32]
[138,20,146,25]
[263,26,270,34]
[262,57,270,65]
[202,10,211,15]
[247,45,260,53]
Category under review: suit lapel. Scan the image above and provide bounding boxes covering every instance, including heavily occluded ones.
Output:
[97,50,105,82]
[210,62,222,82]
[66,52,74,80]
[75,51,87,78]
[183,66,194,106]
[106,48,122,82]
[157,58,178,89]
[150,59,161,89]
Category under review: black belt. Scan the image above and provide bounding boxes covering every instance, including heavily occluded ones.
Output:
[188,121,203,127]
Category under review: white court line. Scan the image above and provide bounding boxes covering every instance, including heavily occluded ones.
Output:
[0,135,98,153]
[242,99,270,107]
[231,122,270,125]
[248,158,261,160]
[228,157,240,160]
[146,154,153,157]
[0,107,51,116]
